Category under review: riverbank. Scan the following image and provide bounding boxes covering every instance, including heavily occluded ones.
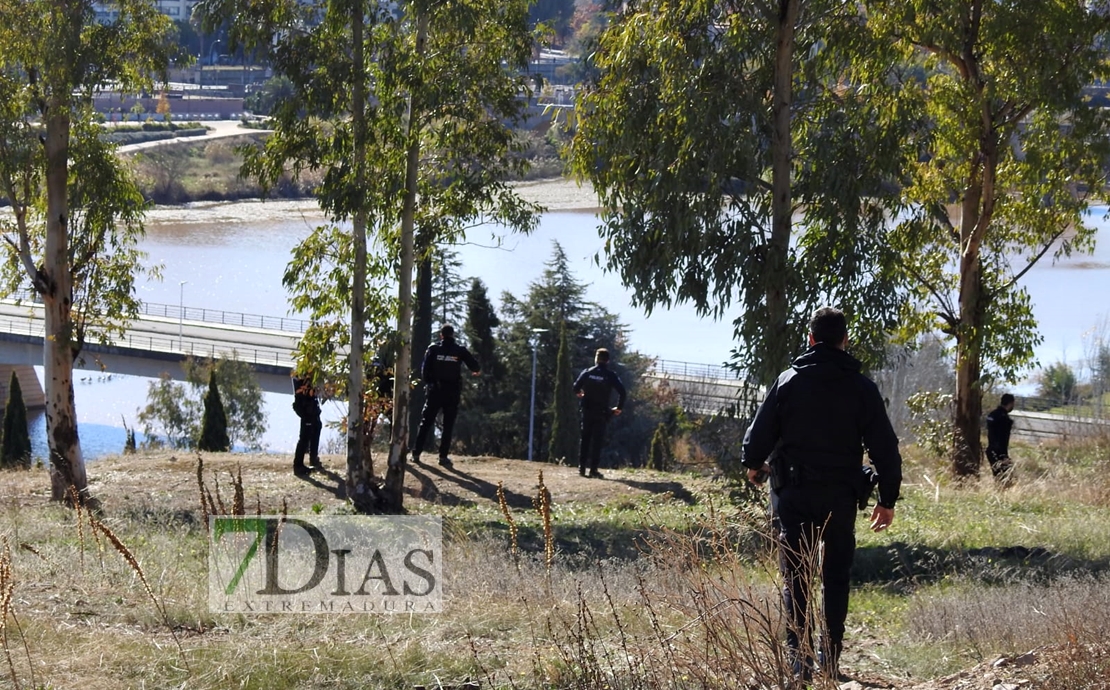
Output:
[123,121,574,206]
[136,175,601,222]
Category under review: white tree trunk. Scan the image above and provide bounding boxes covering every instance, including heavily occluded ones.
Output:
[43,104,87,503]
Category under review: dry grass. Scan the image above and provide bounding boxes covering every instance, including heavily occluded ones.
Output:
[1,445,1109,688]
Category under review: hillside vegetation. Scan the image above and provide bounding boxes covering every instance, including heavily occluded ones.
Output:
[123,126,566,205]
[2,438,1109,689]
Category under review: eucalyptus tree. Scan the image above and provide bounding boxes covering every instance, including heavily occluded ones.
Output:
[863,0,1110,475]
[569,0,909,386]
[199,0,541,510]
[0,0,173,503]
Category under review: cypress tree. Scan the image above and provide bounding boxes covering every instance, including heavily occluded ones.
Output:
[1,371,31,468]
[649,422,669,472]
[198,370,231,452]
[458,278,505,455]
[548,322,579,464]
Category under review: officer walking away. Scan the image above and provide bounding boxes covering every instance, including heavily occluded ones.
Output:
[742,307,902,683]
[986,393,1015,481]
[412,324,480,468]
[573,348,626,478]
[291,368,323,476]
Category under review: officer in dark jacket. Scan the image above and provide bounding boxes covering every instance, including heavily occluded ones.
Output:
[292,369,323,476]
[412,324,480,468]
[985,393,1015,479]
[742,307,902,681]
[573,348,626,478]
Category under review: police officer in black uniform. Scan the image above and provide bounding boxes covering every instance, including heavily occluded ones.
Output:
[291,369,323,476]
[573,348,626,478]
[985,393,1015,479]
[412,324,480,468]
[742,307,902,682]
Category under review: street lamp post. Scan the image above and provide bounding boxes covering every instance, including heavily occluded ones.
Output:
[179,281,187,349]
[527,328,549,461]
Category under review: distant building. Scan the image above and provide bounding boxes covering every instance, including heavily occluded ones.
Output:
[93,0,200,23]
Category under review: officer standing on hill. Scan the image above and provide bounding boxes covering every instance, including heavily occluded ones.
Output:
[291,368,323,476]
[573,348,626,478]
[412,324,480,468]
[742,307,902,683]
[985,393,1015,480]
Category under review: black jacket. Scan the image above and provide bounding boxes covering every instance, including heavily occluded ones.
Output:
[986,406,1013,455]
[421,337,480,389]
[742,344,902,508]
[292,376,321,418]
[573,363,627,416]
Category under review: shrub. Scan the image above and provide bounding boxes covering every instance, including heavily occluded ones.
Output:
[0,370,31,468]
[198,370,231,452]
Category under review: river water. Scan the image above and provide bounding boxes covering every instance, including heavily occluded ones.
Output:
[23,198,1110,462]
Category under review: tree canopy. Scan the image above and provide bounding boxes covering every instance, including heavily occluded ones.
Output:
[863,0,1110,474]
[0,0,174,502]
[200,0,542,510]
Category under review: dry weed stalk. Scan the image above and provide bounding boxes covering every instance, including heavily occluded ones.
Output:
[196,456,216,529]
[496,481,519,562]
[197,456,248,531]
[542,509,806,689]
[86,515,189,670]
[532,471,554,570]
[232,464,245,515]
[0,538,34,690]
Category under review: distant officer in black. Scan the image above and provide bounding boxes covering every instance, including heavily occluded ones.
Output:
[742,307,902,682]
[986,393,1015,479]
[291,369,323,476]
[413,324,480,468]
[573,348,626,478]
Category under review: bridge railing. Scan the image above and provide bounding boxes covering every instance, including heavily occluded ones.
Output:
[141,301,309,334]
[649,358,736,381]
[0,317,293,368]
[6,290,310,334]
[646,358,765,418]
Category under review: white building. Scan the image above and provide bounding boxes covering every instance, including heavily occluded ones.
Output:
[93,0,201,23]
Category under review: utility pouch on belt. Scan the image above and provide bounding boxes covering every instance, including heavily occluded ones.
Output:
[768,452,800,491]
[768,445,787,491]
[857,465,880,511]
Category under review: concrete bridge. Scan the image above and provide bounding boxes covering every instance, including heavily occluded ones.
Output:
[0,298,305,394]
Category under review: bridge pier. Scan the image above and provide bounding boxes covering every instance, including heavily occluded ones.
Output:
[0,364,45,410]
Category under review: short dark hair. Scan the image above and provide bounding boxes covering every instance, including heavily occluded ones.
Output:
[809,307,848,346]
[440,324,454,338]
[595,348,610,363]
[1000,393,1015,406]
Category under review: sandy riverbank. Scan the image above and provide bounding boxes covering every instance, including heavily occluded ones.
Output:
[142,175,601,224]
[511,176,601,212]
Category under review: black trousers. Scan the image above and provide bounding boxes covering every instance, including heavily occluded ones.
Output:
[414,385,460,458]
[987,448,1012,476]
[578,413,610,472]
[776,483,857,655]
[294,412,322,467]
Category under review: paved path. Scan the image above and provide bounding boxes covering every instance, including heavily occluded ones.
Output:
[116,120,270,154]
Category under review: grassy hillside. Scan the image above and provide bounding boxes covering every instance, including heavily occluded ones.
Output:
[1,442,1108,689]
[123,127,566,205]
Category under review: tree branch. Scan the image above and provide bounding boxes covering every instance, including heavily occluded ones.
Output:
[1000,226,1070,294]
[896,251,957,325]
